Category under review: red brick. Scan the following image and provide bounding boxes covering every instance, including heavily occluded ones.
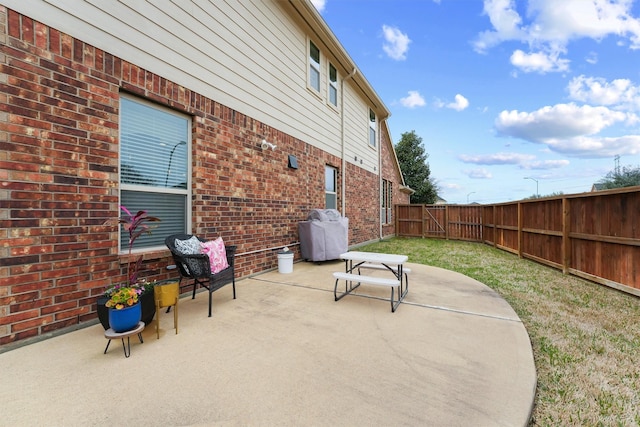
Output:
[40,267,79,280]
[21,15,34,44]
[40,284,77,297]
[0,290,39,305]
[41,317,79,332]
[10,297,53,313]
[35,22,48,50]
[7,9,20,39]
[56,274,90,286]
[53,306,89,321]
[41,301,76,316]
[48,28,61,54]
[0,308,39,326]
[11,314,54,332]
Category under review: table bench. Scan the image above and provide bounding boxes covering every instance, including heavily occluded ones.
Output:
[357,263,411,287]
[336,251,409,312]
[333,272,403,312]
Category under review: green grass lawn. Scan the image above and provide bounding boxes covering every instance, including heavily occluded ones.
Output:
[359,237,640,426]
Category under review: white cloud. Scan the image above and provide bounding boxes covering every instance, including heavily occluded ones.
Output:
[474,0,640,73]
[447,94,470,111]
[473,0,524,53]
[510,49,569,73]
[520,160,570,170]
[544,135,640,158]
[464,168,493,179]
[585,51,598,64]
[310,0,326,12]
[399,91,426,108]
[495,103,640,157]
[459,152,535,165]
[567,75,640,110]
[434,94,469,111]
[441,183,462,190]
[382,25,411,60]
[459,152,570,170]
[496,103,631,140]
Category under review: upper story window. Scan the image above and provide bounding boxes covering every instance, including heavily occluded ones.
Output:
[325,165,337,209]
[369,109,377,147]
[328,63,338,107]
[309,40,321,93]
[120,95,191,251]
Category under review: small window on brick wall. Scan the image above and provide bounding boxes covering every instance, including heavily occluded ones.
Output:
[325,165,337,209]
[382,179,393,224]
[119,94,191,251]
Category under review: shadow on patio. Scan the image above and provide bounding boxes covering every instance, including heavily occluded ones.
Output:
[0,260,536,426]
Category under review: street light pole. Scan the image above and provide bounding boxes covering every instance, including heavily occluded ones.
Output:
[524,177,539,197]
[467,191,476,204]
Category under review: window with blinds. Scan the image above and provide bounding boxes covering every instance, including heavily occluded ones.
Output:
[119,95,191,251]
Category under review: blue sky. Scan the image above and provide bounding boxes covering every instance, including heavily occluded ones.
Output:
[311,0,640,203]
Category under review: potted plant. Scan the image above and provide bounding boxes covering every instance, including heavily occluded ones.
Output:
[97,206,161,330]
[105,285,142,332]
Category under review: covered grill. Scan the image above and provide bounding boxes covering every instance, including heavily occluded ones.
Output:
[298,209,349,262]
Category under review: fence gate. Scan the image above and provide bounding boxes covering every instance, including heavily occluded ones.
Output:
[395,204,482,241]
[423,205,447,238]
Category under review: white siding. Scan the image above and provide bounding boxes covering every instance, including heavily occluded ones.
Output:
[343,82,378,174]
[5,0,377,169]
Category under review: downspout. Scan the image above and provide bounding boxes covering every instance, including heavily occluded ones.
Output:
[341,67,357,217]
[379,117,386,240]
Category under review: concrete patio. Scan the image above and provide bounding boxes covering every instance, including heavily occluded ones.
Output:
[0,260,536,426]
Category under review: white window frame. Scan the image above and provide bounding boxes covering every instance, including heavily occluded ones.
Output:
[382,179,393,225]
[325,165,337,209]
[308,39,321,94]
[119,94,192,252]
[328,62,338,108]
[369,108,377,148]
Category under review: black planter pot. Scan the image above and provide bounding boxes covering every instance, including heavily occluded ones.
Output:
[140,291,156,325]
[96,292,156,330]
[96,296,110,330]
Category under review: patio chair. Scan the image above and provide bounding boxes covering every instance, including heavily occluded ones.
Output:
[165,233,237,317]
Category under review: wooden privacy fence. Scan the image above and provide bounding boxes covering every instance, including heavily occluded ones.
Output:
[395,186,640,297]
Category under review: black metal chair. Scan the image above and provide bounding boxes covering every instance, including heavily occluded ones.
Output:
[165,233,237,317]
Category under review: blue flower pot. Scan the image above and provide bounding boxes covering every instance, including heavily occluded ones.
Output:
[108,303,142,333]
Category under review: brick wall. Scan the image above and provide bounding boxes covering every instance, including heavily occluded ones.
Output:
[0,7,401,346]
[380,122,410,235]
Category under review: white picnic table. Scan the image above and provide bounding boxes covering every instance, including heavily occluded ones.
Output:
[333,251,409,312]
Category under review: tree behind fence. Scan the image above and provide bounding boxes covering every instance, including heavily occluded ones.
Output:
[396,186,640,296]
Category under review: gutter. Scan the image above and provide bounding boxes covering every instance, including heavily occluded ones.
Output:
[379,115,389,240]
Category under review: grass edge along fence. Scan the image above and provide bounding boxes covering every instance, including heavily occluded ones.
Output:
[395,186,640,297]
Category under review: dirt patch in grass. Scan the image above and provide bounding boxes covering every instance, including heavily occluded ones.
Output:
[360,237,640,425]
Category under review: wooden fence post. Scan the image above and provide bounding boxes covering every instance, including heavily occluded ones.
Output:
[492,205,497,247]
[445,204,449,240]
[562,197,570,274]
[517,202,523,258]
